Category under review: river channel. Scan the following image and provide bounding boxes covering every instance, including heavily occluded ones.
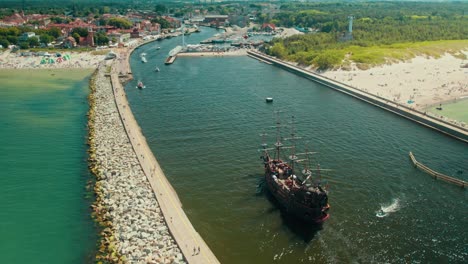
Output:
[125,27,467,263]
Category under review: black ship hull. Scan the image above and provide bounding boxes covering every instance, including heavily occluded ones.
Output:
[264,166,329,224]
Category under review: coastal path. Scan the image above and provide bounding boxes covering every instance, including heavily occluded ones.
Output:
[109,62,220,263]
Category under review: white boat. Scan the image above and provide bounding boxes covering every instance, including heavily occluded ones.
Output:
[266,97,273,103]
[140,52,147,56]
[136,81,145,89]
[155,67,160,72]
[168,45,183,56]
[156,46,161,50]
[141,56,147,63]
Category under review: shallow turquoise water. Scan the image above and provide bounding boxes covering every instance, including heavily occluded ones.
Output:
[127,28,467,263]
[0,69,96,263]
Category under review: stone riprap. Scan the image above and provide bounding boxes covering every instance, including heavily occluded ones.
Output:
[90,63,185,264]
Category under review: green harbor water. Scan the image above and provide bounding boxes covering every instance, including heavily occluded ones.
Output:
[126,28,467,263]
[428,98,468,123]
[0,69,96,263]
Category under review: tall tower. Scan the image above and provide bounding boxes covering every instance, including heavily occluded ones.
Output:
[87,27,95,47]
[348,15,354,33]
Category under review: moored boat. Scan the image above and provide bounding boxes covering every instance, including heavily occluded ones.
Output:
[260,113,330,223]
[165,56,176,65]
[136,81,145,89]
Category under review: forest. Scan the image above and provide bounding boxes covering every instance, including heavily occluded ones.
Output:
[264,1,468,69]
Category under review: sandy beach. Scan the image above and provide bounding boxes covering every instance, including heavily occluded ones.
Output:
[0,49,105,69]
[321,52,468,110]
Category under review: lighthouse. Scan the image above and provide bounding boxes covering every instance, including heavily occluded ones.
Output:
[348,15,354,34]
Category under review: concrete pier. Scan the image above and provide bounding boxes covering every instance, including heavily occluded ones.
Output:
[247,50,468,143]
[108,44,220,263]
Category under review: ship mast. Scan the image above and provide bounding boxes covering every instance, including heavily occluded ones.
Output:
[274,110,283,160]
[289,116,297,172]
[286,115,301,172]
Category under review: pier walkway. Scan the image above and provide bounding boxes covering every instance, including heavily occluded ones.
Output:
[109,50,220,263]
[247,50,468,144]
[409,152,466,188]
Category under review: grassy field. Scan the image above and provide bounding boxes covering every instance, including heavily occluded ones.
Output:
[340,40,468,69]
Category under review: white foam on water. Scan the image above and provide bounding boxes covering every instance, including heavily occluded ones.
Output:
[376,198,400,218]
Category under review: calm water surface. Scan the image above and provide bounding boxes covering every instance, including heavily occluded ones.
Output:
[126,28,467,263]
[0,69,96,263]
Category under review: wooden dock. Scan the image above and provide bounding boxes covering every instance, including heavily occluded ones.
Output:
[409,152,466,188]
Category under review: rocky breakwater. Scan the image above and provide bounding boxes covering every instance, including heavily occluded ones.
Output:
[88,63,185,263]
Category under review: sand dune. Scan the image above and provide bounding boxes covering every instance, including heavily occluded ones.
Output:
[321,52,468,110]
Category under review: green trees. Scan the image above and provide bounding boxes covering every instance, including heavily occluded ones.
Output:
[108,17,132,29]
[28,37,40,48]
[71,28,88,38]
[313,50,344,70]
[0,38,9,48]
[40,34,54,45]
[151,17,171,29]
[94,32,109,46]
[269,42,287,59]
[72,33,81,44]
[155,4,167,15]
[265,1,468,69]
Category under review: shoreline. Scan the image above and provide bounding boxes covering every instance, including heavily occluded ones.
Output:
[0,49,105,69]
[247,50,468,143]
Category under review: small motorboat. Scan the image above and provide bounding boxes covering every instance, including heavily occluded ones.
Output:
[141,56,147,63]
[266,97,273,103]
[156,46,161,50]
[155,67,160,72]
[136,81,145,89]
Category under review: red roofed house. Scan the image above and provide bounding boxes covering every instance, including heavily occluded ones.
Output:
[261,23,276,32]
[2,12,27,25]
[163,16,181,28]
